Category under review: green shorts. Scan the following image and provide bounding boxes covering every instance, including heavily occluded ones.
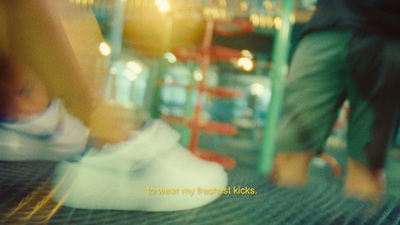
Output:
[276,29,400,171]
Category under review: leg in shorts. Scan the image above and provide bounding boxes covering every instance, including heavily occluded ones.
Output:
[276,29,400,172]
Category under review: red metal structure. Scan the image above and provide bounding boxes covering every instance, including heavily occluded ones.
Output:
[163,1,254,169]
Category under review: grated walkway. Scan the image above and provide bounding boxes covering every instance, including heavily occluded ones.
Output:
[1,161,400,225]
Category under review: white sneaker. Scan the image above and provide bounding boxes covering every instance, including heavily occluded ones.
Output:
[0,99,89,161]
[52,120,228,211]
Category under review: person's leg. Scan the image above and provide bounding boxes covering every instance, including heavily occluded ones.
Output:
[345,32,400,200]
[271,151,316,187]
[271,29,352,187]
[345,159,385,201]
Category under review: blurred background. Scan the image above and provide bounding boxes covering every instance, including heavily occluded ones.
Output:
[62,0,400,199]
[3,0,400,224]
[64,0,400,200]
[77,0,316,150]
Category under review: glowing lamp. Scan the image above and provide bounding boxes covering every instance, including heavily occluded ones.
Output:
[123,0,205,58]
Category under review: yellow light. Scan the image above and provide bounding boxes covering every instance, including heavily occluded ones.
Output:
[263,0,273,10]
[241,49,253,59]
[219,8,228,20]
[99,42,111,56]
[155,0,169,13]
[193,71,203,81]
[240,2,248,11]
[238,57,254,72]
[164,52,177,63]
[274,17,282,30]
[123,69,138,81]
[250,14,260,27]
[266,16,274,29]
[250,83,264,96]
[290,14,296,24]
[259,15,267,28]
[126,61,143,74]
[243,62,253,72]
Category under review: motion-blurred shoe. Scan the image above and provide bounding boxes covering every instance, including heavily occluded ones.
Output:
[52,120,228,211]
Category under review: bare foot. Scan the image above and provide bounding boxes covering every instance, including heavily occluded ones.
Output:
[270,151,316,188]
[344,158,385,202]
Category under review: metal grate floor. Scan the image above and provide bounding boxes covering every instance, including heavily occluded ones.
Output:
[1,161,400,225]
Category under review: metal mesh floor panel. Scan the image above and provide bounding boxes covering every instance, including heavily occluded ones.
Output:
[1,161,400,225]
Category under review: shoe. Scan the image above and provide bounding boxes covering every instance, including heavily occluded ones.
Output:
[52,120,228,211]
[0,99,89,161]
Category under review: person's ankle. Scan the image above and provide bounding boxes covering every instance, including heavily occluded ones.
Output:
[344,158,385,202]
[270,151,315,188]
